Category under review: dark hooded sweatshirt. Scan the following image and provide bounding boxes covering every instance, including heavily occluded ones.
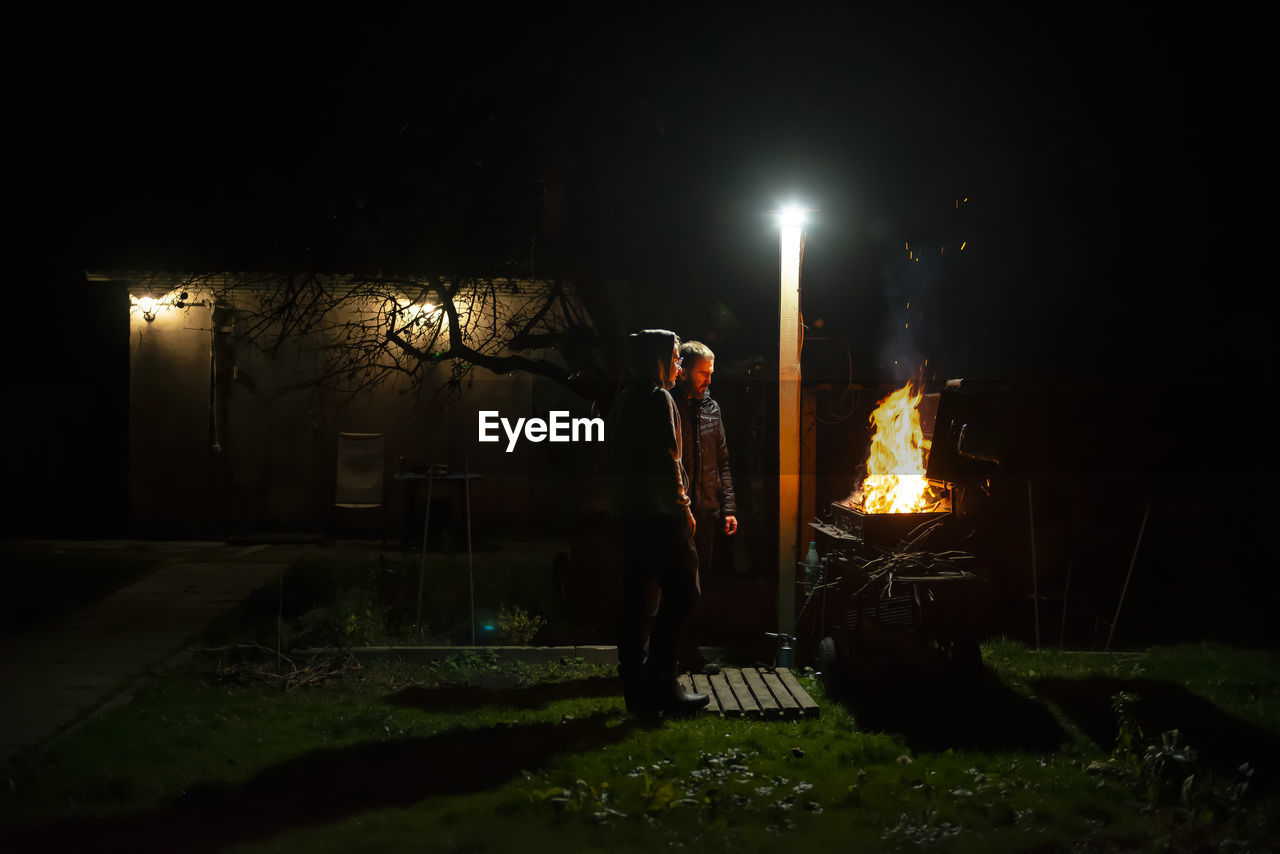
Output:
[608,330,691,518]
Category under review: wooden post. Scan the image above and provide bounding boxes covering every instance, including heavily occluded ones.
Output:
[778,219,804,633]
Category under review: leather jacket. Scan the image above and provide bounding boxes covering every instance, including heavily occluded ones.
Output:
[675,390,737,519]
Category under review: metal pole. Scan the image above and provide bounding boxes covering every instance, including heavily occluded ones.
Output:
[1107,503,1150,652]
[1028,480,1040,650]
[277,569,284,668]
[415,473,434,628]
[1059,559,1072,650]
[466,453,476,646]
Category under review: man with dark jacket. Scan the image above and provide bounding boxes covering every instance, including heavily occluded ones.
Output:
[673,340,738,675]
[608,329,710,717]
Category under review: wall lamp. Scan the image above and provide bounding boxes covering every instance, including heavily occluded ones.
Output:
[130,290,193,322]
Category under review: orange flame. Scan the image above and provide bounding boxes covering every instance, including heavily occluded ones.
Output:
[847,381,949,514]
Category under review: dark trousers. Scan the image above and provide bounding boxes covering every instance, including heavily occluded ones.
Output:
[678,510,718,664]
[617,514,700,688]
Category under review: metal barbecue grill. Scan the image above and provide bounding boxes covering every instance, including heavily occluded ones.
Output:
[804,380,1000,691]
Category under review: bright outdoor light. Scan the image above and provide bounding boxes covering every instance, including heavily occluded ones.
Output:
[778,205,807,227]
[395,298,439,322]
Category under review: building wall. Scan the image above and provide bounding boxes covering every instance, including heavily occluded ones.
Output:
[123,279,595,539]
[128,301,216,533]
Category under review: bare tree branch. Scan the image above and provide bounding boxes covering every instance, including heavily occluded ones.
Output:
[134,271,608,407]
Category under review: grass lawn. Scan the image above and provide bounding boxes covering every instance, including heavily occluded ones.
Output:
[2,640,1278,852]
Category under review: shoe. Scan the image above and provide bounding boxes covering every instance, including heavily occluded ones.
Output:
[681,657,721,676]
[660,684,710,717]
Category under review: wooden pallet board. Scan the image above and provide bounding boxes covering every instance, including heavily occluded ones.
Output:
[742,667,781,716]
[761,671,799,715]
[708,672,742,716]
[724,667,760,714]
[683,667,820,719]
[691,673,718,713]
[774,668,821,717]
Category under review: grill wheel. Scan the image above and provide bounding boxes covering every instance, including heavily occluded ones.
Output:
[817,635,846,696]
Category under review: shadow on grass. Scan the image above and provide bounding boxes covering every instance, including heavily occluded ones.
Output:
[385,676,621,712]
[1031,676,1280,789]
[1,712,636,853]
[833,669,1070,753]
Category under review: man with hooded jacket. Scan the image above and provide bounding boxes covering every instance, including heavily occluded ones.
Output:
[608,329,710,716]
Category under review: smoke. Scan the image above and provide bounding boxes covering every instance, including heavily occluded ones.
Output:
[874,235,950,385]
[876,322,921,386]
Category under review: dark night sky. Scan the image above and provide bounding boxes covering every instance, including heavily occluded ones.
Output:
[10,5,1274,388]
[0,3,1274,624]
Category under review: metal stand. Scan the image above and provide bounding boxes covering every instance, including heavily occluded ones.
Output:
[466,452,475,645]
[415,474,434,628]
[406,467,479,636]
[1028,480,1040,650]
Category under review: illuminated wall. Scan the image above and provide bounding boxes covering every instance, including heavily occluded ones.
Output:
[117,276,592,538]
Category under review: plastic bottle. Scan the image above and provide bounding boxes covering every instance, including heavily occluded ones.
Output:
[804,541,821,594]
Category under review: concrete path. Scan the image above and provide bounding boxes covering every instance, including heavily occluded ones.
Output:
[0,541,320,766]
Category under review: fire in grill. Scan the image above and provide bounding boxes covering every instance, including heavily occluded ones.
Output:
[814,380,958,550]
[806,378,997,686]
[842,381,950,516]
